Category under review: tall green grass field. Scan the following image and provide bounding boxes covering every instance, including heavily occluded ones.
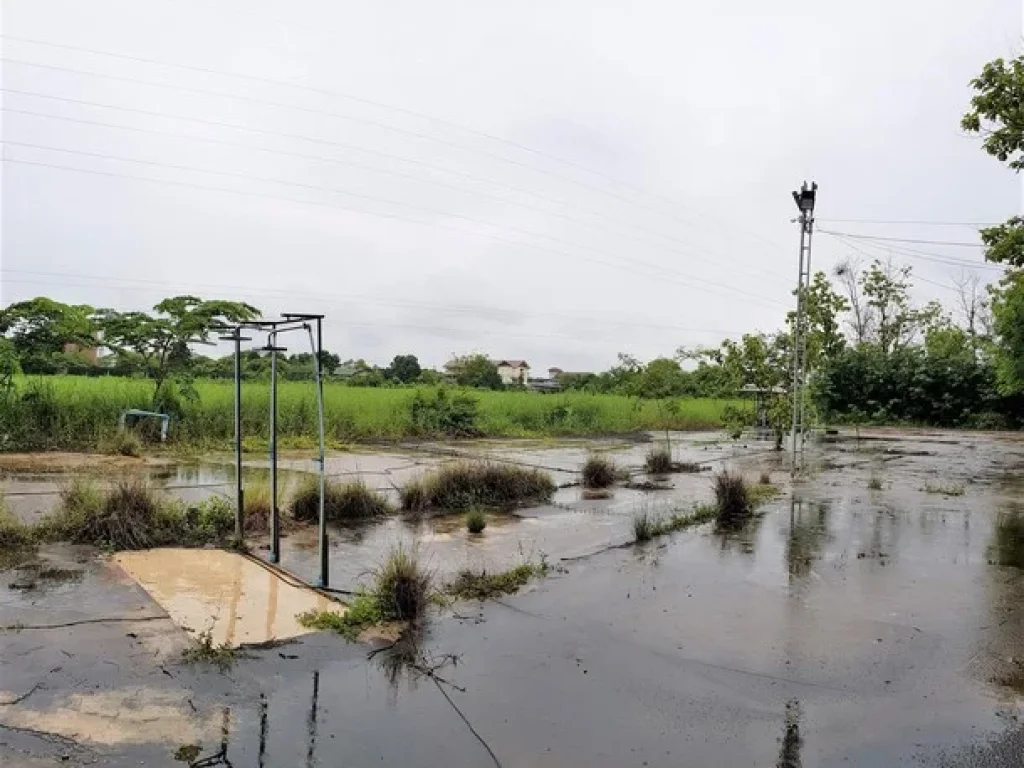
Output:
[0,375,737,450]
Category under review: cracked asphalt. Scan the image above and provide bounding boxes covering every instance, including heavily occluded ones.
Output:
[2,429,1024,766]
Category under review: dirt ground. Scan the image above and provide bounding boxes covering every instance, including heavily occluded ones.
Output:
[2,429,1024,766]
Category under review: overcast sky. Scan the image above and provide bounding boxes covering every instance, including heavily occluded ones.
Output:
[1,0,1021,372]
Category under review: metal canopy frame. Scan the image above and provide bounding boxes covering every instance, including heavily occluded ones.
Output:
[216,312,330,587]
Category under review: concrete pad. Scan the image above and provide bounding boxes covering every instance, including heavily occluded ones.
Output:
[114,548,338,647]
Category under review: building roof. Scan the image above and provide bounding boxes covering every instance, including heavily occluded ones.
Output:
[492,359,529,368]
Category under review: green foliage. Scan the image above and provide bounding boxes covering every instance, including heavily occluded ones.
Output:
[980,216,1024,268]
[787,270,849,369]
[962,55,1024,170]
[386,354,422,383]
[95,295,259,400]
[446,561,548,601]
[0,297,96,374]
[181,630,237,671]
[104,429,142,458]
[242,483,272,534]
[632,508,655,542]
[0,498,32,549]
[644,446,673,474]
[990,271,1024,394]
[35,479,234,549]
[448,354,503,390]
[408,388,480,437]
[298,595,379,641]
[581,454,616,489]
[374,545,431,621]
[713,471,750,525]
[400,461,556,512]
[290,476,394,522]
[465,508,487,533]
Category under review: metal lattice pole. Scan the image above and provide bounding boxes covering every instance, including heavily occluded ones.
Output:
[790,182,817,475]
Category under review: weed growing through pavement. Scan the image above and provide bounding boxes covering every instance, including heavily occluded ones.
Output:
[181,630,237,671]
[465,508,487,533]
[581,454,616,489]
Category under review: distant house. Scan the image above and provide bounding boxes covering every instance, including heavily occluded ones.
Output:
[548,367,564,378]
[527,377,561,393]
[492,359,530,386]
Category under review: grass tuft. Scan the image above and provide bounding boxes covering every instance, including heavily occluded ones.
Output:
[868,474,883,491]
[713,471,751,525]
[446,560,548,601]
[181,630,237,670]
[242,483,272,534]
[632,508,656,542]
[291,476,394,522]
[923,482,965,497]
[581,454,616,489]
[0,499,32,550]
[106,429,143,458]
[644,446,673,474]
[759,471,772,485]
[466,508,487,533]
[298,545,430,640]
[400,461,556,513]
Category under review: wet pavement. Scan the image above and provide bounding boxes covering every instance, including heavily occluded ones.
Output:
[2,429,1024,766]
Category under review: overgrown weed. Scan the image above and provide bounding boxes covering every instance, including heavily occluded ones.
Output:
[581,454,616,489]
[291,476,393,522]
[400,461,555,513]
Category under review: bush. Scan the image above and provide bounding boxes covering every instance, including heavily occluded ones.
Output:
[290,476,394,522]
[713,471,750,525]
[400,461,556,512]
[242,483,272,533]
[581,454,616,489]
[632,508,655,542]
[106,429,142,457]
[645,446,673,474]
[408,388,480,437]
[374,545,431,621]
[36,479,235,549]
[0,500,31,549]
[466,508,487,533]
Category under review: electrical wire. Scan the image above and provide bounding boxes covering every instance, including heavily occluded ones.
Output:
[0,268,750,336]
[823,232,1003,273]
[1,151,791,309]
[819,230,985,248]
[0,102,792,289]
[817,218,998,227]
[1,34,792,256]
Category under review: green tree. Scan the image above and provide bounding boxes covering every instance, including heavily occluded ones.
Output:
[962,54,1024,392]
[0,297,96,372]
[787,271,849,370]
[96,296,259,401]
[386,354,422,384]
[449,354,503,390]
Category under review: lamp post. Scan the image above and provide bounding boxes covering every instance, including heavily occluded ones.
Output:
[790,181,817,474]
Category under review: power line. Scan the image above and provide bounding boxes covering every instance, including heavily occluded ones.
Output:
[817,218,998,227]
[1,277,746,344]
[825,232,1003,272]
[0,267,749,336]
[0,102,791,288]
[819,229,985,248]
[2,147,790,308]
[1,34,791,256]
[2,55,788,261]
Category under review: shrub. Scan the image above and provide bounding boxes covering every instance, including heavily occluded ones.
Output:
[290,476,393,522]
[759,471,772,485]
[242,483,272,533]
[867,474,883,491]
[632,508,655,542]
[466,508,487,533]
[374,545,431,621]
[408,388,480,437]
[400,461,556,512]
[713,471,750,525]
[110,429,142,458]
[644,446,673,474]
[0,500,32,549]
[581,454,616,489]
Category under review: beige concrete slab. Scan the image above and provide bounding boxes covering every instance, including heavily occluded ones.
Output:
[114,548,338,647]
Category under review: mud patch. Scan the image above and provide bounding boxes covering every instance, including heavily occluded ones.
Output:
[113,549,338,647]
[1,688,214,746]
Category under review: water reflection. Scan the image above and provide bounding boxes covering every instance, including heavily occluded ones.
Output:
[991,503,1024,568]
[786,500,830,580]
[776,699,803,768]
[714,513,764,556]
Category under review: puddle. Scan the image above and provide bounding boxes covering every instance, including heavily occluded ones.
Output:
[113,548,337,647]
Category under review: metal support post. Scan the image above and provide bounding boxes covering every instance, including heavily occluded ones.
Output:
[269,331,280,563]
[233,330,244,539]
[305,321,328,587]
[789,182,817,476]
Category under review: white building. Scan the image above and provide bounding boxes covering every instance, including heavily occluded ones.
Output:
[492,359,530,386]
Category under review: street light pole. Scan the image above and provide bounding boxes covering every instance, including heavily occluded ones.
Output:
[790,181,817,475]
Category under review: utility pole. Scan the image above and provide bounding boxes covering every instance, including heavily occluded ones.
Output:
[790,181,817,475]
[219,326,251,540]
